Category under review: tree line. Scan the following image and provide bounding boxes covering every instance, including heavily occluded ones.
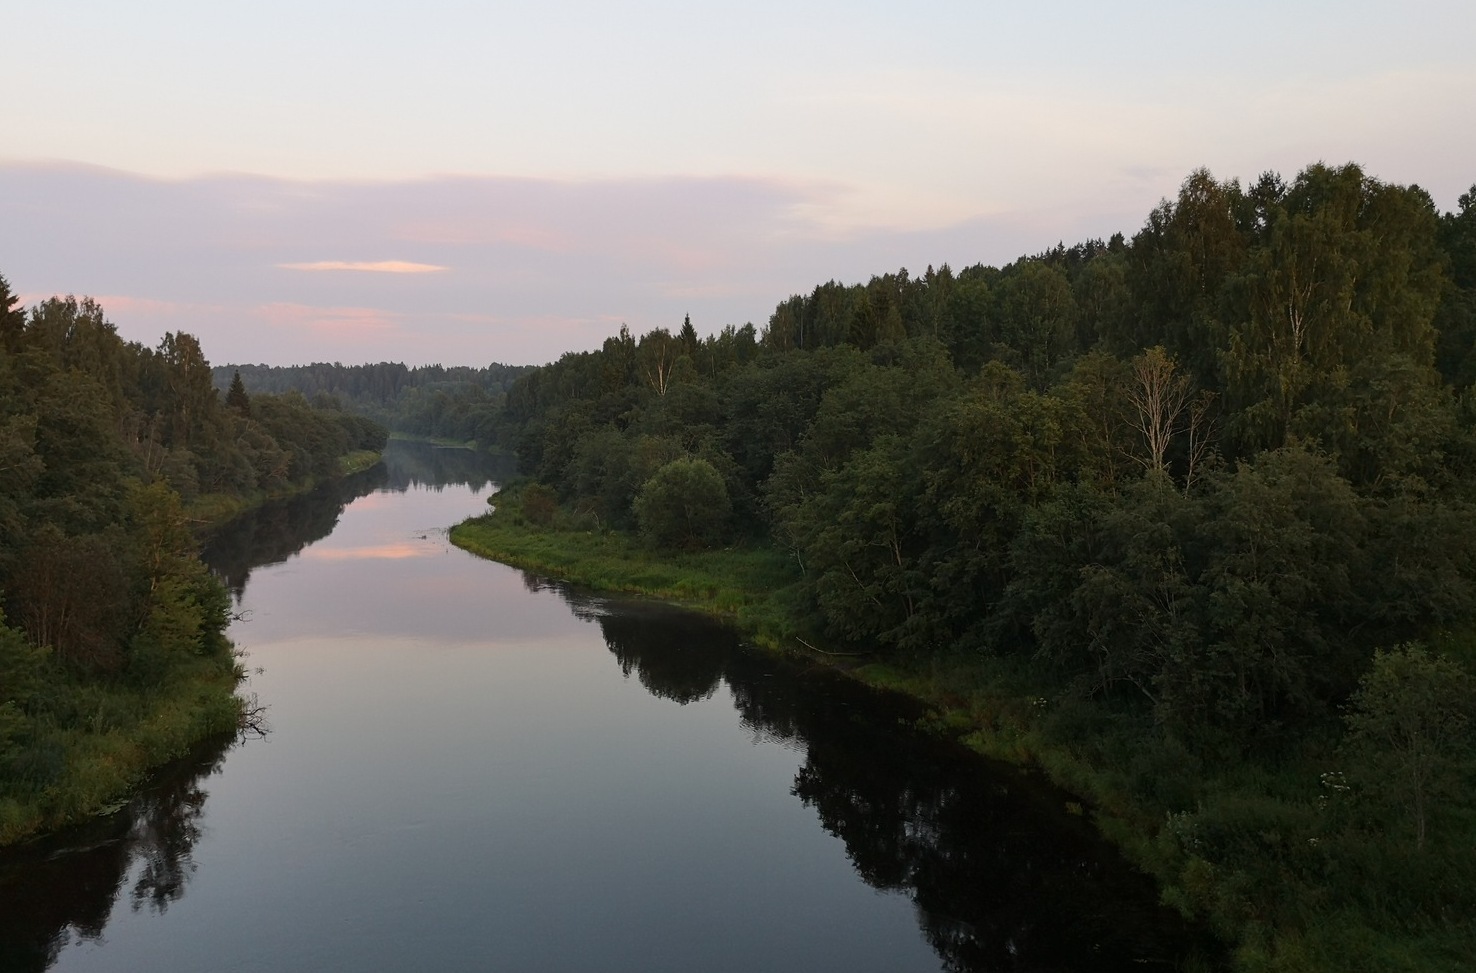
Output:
[214,361,532,444]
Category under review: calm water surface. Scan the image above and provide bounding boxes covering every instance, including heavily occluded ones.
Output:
[0,442,1211,971]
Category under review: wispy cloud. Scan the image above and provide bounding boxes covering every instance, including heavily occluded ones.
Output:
[278,260,447,273]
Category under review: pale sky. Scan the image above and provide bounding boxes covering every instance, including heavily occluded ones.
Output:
[3,1,1473,365]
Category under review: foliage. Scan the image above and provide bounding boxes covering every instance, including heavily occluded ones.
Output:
[1342,644,1474,850]
[632,457,732,549]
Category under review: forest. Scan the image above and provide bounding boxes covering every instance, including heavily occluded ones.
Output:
[461,163,1476,970]
[0,286,386,843]
[213,360,532,444]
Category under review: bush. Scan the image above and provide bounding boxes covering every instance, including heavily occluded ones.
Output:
[632,458,732,549]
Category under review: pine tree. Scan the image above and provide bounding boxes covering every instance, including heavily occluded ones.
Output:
[226,369,251,417]
[679,314,698,356]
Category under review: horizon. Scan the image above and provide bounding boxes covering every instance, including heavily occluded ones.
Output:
[4,1,1474,367]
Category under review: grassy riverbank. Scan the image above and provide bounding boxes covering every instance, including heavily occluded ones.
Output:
[388,431,477,448]
[0,651,243,845]
[451,487,1476,973]
[450,498,804,646]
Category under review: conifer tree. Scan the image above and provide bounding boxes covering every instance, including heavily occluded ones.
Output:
[226,369,252,417]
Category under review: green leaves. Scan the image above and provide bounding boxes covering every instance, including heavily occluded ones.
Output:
[1343,644,1474,849]
[633,458,732,550]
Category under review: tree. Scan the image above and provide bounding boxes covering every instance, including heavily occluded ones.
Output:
[0,273,24,352]
[1126,346,1192,475]
[1343,644,1474,849]
[225,370,251,417]
[633,458,731,548]
[638,328,677,397]
[678,314,698,357]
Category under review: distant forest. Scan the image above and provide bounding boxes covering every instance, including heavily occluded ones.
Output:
[472,163,1476,969]
[213,361,532,443]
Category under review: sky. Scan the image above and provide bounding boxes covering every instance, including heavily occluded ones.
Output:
[3,1,1473,366]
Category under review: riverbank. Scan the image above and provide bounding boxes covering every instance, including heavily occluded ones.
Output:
[0,450,383,849]
[183,449,383,526]
[388,432,478,448]
[450,487,1475,973]
[450,508,802,646]
[0,653,242,846]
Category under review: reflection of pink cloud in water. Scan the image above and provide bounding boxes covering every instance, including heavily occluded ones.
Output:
[304,543,432,561]
[346,493,394,511]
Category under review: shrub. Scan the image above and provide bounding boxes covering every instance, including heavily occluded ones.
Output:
[633,458,732,549]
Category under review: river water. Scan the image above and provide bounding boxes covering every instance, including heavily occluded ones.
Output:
[0,442,1211,971]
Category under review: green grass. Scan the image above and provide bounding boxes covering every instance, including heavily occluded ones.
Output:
[450,494,804,647]
[387,432,478,449]
[839,652,1476,973]
[338,449,382,475]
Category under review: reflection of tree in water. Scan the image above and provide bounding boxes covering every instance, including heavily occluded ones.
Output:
[563,590,1216,972]
[202,441,515,602]
[202,467,384,601]
[377,441,515,494]
[595,606,729,705]
[0,735,233,973]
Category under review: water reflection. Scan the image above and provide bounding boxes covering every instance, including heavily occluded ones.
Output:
[203,442,515,602]
[552,585,1214,972]
[0,737,233,973]
[0,441,512,971]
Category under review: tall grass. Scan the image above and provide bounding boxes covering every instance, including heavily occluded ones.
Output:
[0,658,242,846]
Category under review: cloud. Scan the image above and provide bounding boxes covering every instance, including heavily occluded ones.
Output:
[278,260,447,273]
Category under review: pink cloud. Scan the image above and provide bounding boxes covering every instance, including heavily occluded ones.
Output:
[278,260,447,273]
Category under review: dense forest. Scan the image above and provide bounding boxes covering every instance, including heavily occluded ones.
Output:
[470,163,1476,969]
[0,283,386,843]
[213,361,531,443]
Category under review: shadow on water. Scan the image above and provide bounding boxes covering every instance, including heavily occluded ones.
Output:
[0,736,235,973]
[535,576,1223,972]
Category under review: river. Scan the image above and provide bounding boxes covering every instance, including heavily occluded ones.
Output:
[0,441,1211,971]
